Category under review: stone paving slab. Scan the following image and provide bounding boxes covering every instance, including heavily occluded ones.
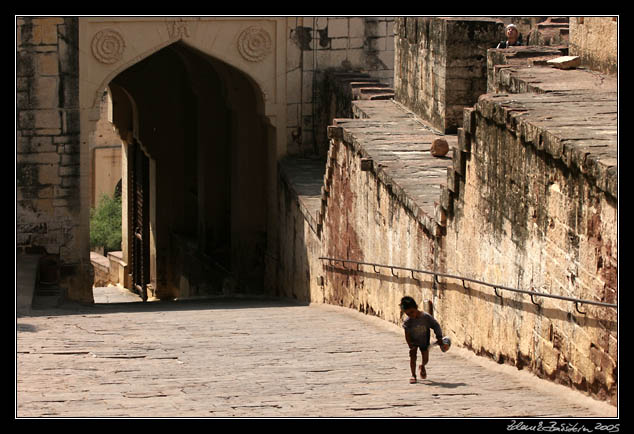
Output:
[16,298,616,418]
[93,285,143,304]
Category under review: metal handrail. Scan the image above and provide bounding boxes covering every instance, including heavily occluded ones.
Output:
[318,256,618,312]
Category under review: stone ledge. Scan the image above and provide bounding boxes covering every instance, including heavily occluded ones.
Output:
[475,91,617,199]
[278,156,327,236]
[334,100,456,236]
[493,64,617,94]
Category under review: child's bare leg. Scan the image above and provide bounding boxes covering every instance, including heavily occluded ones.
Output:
[409,346,418,383]
[419,348,429,379]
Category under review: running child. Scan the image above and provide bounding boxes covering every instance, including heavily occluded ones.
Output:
[400,296,449,384]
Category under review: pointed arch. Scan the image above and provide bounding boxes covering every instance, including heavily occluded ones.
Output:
[78,17,285,302]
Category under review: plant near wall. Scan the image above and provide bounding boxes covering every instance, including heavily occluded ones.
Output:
[90,193,122,255]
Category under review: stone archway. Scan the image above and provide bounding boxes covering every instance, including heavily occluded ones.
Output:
[79,17,287,302]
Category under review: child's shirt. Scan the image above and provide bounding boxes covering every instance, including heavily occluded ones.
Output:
[403,312,443,348]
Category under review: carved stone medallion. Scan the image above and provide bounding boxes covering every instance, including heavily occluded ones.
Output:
[91,29,126,64]
[237,26,272,62]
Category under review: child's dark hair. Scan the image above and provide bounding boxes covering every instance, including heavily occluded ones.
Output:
[400,296,418,311]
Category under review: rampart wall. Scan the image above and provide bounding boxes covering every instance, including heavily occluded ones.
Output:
[441,91,616,404]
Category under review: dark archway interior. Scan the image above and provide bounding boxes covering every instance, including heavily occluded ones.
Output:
[109,41,270,299]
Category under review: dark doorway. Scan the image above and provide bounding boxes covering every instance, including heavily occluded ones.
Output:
[108,41,271,300]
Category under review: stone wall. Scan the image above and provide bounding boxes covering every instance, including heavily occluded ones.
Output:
[17,17,94,302]
[394,17,502,134]
[319,129,440,324]
[275,133,441,324]
[91,91,123,207]
[286,17,395,155]
[441,92,617,404]
[273,157,325,302]
[569,17,618,75]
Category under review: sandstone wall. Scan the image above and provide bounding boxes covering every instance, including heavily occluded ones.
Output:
[286,17,395,155]
[273,159,324,302]
[17,17,94,302]
[319,136,439,324]
[569,17,618,75]
[440,93,617,404]
[394,17,502,134]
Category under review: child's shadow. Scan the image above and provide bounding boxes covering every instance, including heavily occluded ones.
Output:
[422,379,467,389]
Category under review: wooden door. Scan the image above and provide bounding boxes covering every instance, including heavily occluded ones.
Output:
[130,141,150,301]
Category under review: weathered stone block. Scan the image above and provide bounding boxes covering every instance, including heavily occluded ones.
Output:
[17,151,60,166]
[457,128,471,152]
[59,165,79,177]
[547,55,581,69]
[17,51,35,76]
[349,17,365,38]
[61,176,80,188]
[453,148,466,175]
[32,76,59,108]
[446,166,457,192]
[19,109,61,130]
[37,51,59,76]
[38,164,61,185]
[328,18,348,38]
[63,110,81,134]
[31,18,61,45]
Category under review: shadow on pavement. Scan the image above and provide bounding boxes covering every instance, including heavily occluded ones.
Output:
[423,379,469,389]
[23,293,310,318]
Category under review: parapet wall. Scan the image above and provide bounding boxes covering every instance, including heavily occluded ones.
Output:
[442,91,617,404]
[394,17,502,134]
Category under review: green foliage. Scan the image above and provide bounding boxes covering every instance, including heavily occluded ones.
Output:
[90,193,122,253]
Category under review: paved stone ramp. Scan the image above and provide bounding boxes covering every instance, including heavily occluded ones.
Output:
[17,298,616,418]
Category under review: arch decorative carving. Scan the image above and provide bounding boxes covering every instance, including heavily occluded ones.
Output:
[237,26,272,62]
[91,29,126,64]
[167,20,190,39]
